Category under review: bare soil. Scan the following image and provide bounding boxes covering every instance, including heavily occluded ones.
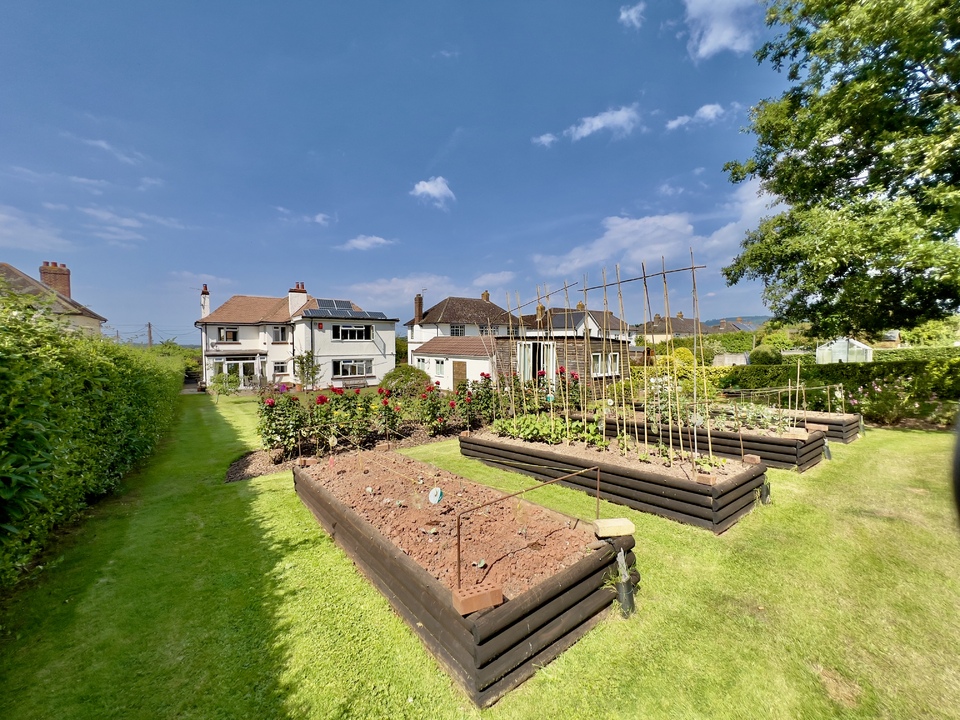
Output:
[299,449,596,598]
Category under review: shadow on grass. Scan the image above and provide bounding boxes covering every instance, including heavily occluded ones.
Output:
[0,394,297,720]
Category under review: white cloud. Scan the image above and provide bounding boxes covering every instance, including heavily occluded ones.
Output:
[532,178,777,277]
[347,274,461,314]
[337,234,396,251]
[42,202,69,211]
[170,270,234,287]
[313,213,331,225]
[564,105,641,141]
[658,183,685,197]
[79,138,145,165]
[68,176,110,195]
[138,212,186,230]
[618,3,646,29]
[410,176,456,209]
[78,207,142,228]
[434,49,460,59]
[138,177,164,191]
[693,166,706,175]
[666,103,728,130]
[532,133,559,148]
[0,205,72,251]
[85,225,147,244]
[682,0,763,59]
[473,271,515,287]
[274,205,291,215]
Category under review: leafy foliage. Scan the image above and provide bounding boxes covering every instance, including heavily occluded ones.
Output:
[749,345,784,365]
[0,285,182,587]
[380,364,431,399]
[210,372,240,402]
[724,0,960,335]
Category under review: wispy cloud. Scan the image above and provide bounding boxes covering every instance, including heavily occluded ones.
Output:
[336,234,396,251]
[138,212,186,230]
[0,205,72,251]
[85,225,147,245]
[313,213,331,226]
[665,102,732,130]
[531,133,559,148]
[532,178,774,277]
[78,207,143,228]
[473,271,515,287]
[68,176,110,195]
[138,177,164,191]
[275,206,332,225]
[658,182,685,197]
[42,202,70,211]
[563,104,642,141]
[433,48,460,59]
[682,0,763,59]
[78,137,146,165]
[410,176,456,209]
[618,3,646,30]
[8,166,110,195]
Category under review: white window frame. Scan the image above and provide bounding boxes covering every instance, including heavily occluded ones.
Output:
[415,357,428,372]
[479,325,499,336]
[449,324,465,337]
[272,326,288,342]
[333,324,372,341]
[218,326,239,342]
[333,359,373,377]
[592,352,620,377]
[272,361,288,375]
[435,359,445,377]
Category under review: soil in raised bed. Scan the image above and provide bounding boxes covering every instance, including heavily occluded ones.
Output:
[300,450,597,599]
[470,428,754,482]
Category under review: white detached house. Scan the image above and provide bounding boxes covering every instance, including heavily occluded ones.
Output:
[196,282,396,389]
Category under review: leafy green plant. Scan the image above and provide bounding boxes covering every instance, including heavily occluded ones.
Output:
[210,372,241,403]
[380,364,431,399]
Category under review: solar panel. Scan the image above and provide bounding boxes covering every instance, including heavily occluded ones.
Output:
[302,308,391,320]
[317,299,336,308]
[334,299,354,310]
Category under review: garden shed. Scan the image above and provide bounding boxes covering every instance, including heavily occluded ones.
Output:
[816,337,873,364]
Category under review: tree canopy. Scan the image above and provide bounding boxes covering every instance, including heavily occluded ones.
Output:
[723,0,960,337]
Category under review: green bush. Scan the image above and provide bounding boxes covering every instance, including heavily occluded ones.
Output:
[749,345,783,365]
[380,364,431,399]
[0,286,182,588]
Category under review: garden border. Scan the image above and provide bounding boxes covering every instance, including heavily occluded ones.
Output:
[292,467,637,707]
[458,435,768,533]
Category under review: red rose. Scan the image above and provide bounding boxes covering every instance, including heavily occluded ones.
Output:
[449,401,456,408]
[421,394,427,400]
[558,366,565,374]
[354,388,361,395]
[377,387,384,395]
[385,389,391,397]
[465,397,472,403]
[265,397,275,407]
[316,394,328,405]
[382,399,389,406]
[394,405,401,412]
[435,380,440,386]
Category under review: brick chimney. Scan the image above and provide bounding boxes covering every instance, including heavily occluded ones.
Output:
[481,290,490,302]
[536,303,546,322]
[576,301,585,311]
[676,311,684,319]
[719,318,727,330]
[200,284,210,318]
[40,261,71,298]
[414,293,423,325]
[288,281,307,315]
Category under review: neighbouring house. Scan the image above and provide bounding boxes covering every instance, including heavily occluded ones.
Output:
[632,312,715,344]
[405,291,518,364]
[816,337,873,364]
[195,282,397,389]
[711,317,758,334]
[0,261,107,334]
[410,336,499,392]
[519,303,631,342]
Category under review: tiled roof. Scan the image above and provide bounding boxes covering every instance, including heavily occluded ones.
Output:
[411,336,499,358]
[405,296,516,327]
[634,315,715,335]
[519,308,628,332]
[0,262,107,322]
[199,294,307,324]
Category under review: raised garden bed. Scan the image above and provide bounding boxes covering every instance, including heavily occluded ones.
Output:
[293,463,637,707]
[595,417,827,472]
[780,409,862,443]
[459,434,768,534]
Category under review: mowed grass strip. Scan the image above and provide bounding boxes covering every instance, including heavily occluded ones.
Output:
[402,429,960,719]
[3,395,959,719]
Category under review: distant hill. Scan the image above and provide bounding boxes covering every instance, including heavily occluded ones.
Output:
[701,315,771,327]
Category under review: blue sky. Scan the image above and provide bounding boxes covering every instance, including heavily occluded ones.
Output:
[0,1,787,342]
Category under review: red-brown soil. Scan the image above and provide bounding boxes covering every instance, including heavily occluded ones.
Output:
[299,449,597,599]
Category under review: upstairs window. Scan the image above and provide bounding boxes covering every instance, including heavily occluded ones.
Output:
[333,324,372,341]
[479,325,499,336]
[272,326,289,342]
[450,324,465,337]
[217,326,239,342]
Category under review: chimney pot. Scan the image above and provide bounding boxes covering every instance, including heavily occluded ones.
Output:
[481,290,490,302]
[676,311,684,319]
[414,293,424,325]
[39,261,71,298]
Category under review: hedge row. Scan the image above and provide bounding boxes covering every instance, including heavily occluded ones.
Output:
[873,346,960,363]
[1,289,183,588]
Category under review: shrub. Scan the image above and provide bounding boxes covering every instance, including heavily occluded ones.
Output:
[0,286,182,588]
[380,364,431,399]
[749,345,783,365]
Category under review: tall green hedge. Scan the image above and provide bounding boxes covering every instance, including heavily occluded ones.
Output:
[0,288,183,588]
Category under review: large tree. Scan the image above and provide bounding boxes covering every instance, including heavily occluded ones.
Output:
[723,0,960,337]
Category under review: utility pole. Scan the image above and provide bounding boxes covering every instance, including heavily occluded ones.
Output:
[147,322,153,348]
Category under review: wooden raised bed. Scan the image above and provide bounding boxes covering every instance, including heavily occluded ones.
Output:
[596,417,826,472]
[459,435,768,534]
[780,409,862,443]
[293,466,637,707]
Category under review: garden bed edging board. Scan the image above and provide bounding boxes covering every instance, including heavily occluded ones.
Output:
[458,436,768,534]
[779,409,862,443]
[292,466,637,707]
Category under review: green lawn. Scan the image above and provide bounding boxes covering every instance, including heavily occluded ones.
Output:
[2,396,959,718]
